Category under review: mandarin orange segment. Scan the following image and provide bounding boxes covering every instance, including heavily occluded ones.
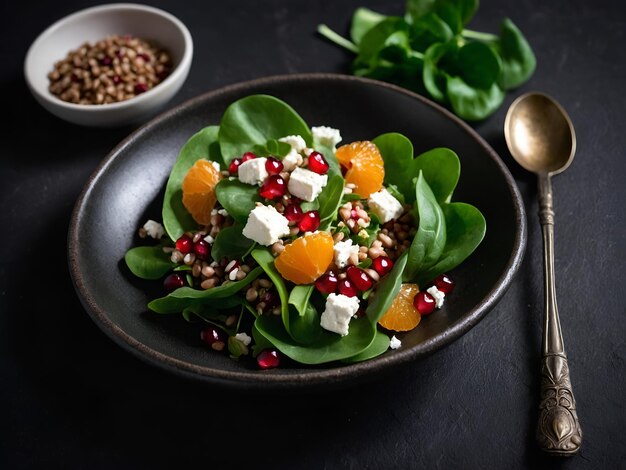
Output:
[181,159,222,225]
[335,140,385,198]
[378,283,421,332]
[274,231,334,284]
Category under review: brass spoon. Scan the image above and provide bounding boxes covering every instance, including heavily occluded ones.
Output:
[504,92,582,455]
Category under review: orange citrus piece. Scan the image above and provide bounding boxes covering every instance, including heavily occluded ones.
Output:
[335,140,385,198]
[181,159,221,225]
[378,283,421,332]
[274,231,334,284]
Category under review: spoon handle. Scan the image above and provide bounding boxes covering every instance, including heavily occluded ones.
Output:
[536,173,582,455]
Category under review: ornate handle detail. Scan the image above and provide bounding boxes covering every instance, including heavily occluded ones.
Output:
[535,173,582,455]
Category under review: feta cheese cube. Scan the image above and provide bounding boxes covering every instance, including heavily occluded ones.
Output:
[333,239,359,269]
[238,157,268,185]
[312,126,342,149]
[288,167,328,202]
[235,332,252,346]
[211,161,221,172]
[426,286,445,308]
[278,135,307,153]
[389,335,402,350]
[281,148,303,172]
[367,188,404,223]
[242,204,290,245]
[143,220,164,239]
[320,293,360,336]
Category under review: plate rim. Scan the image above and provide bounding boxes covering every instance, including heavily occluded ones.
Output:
[68,72,527,389]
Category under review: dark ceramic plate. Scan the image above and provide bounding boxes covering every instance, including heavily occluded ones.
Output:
[68,73,526,390]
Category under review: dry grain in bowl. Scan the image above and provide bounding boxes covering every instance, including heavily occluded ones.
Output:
[47,34,172,105]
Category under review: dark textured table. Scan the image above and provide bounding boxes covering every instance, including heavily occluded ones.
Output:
[3,1,624,468]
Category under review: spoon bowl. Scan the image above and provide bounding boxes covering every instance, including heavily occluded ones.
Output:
[504,91,582,456]
[504,92,576,175]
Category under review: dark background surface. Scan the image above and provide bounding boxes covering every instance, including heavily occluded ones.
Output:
[2,0,625,468]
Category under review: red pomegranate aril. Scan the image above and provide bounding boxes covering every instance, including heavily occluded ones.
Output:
[434,274,455,294]
[315,271,338,294]
[257,349,281,369]
[337,278,358,297]
[265,156,284,175]
[134,83,148,94]
[298,210,320,232]
[372,256,394,276]
[193,239,211,260]
[259,174,287,199]
[175,234,193,254]
[200,327,226,351]
[225,259,240,273]
[284,202,303,222]
[307,151,329,174]
[229,158,242,175]
[163,273,186,293]
[346,266,373,291]
[241,152,256,162]
[413,291,436,315]
[260,290,279,311]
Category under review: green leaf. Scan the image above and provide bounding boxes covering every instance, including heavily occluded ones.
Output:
[317,174,345,231]
[215,179,263,224]
[251,248,290,332]
[403,173,446,281]
[446,75,505,121]
[365,252,408,323]
[423,42,452,102]
[496,18,537,90]
[211,224,255,262]
[124,246,175,280]
[342,329,391,363]
[162,126,222,241]
[457,41,501,90]
[288,285,315,317]
[356,17,410,66]
[416,201,486,285]
[351,7,387,45]
[147,266,263,313]
[218,95,312,164]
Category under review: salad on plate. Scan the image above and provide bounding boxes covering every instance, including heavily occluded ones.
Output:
[124,94,486,369]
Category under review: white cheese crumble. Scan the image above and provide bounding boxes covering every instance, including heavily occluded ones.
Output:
[426,286,445,308]
[320,293,360,336]
[287,167,328,202]
[211,161,221,172]
[238,157,268,185]
[281,148,304,172]
[142,220,164,239]
[333,239,359,269]
[278,135,307,153]
[242,204,290,246]
[312,126,342,149]
[367,187,404,223]
[203,234,215,244]
[389,335,402,350]
[235,332,252,346]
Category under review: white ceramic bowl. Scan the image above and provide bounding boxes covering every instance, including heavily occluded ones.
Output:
[24,3,193,127]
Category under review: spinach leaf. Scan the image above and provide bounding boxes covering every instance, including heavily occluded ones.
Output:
[317,174,345,231]
[251,248,290,332]
[211,224,255,262]
[457,41,501,90]
[288,285,315,317]
[403,173,446,282]
[215,179,263,224]
[351,8,387,45]
[288,286,323,345]
[218,95,312,164]
[147,266,263,313]
[162,126,223,241]
[124,246,175,280]
[446,76,505,121]
[416,201,486,285]
[496,18,537,90]
[252,139,292,158]
[342,329,390,363]
[365,252,408,323]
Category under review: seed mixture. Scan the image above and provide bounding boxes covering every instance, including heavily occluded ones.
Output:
[47,34,172,105]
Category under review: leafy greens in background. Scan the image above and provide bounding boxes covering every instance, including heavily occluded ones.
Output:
[317,0,536,121]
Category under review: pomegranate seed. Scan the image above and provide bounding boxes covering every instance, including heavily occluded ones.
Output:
[259,174,287,199]
[346,266,373,291]
[134,83,148,94]
[298,210,320,232]
[337,278,358,297]
[372,256,394,276]
[241,152,256,162]
[307,151,329,174]
[112,75,122,84]
[225,259,240,273]
[193,239,211,260]
[265,156,284,175]
[163,273,186,293]
[257,349,281,369]
[200,327,226,351]
[350,209,358,219]
[413,291,436,315]
[100,56,112,66]
[434,274,455,294]
[284,202,303,222]
[315,271,338,294]
[229,158,242,175]
[259,290,280,312]
[175,234,193,254]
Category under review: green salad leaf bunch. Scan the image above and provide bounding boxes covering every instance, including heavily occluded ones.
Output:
[124,94,486,366]
[318,0,536,121]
